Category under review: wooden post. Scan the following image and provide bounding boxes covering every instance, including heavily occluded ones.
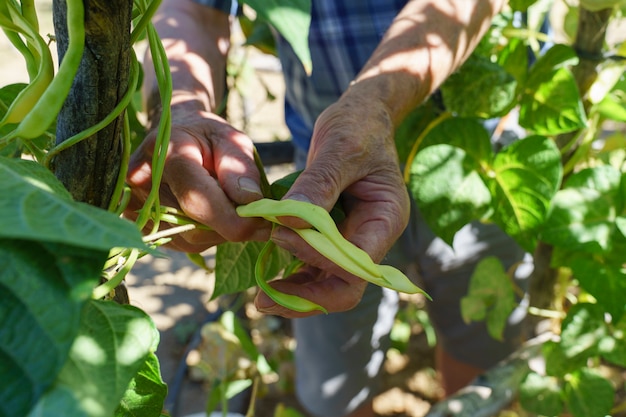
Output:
[52,0,133,209]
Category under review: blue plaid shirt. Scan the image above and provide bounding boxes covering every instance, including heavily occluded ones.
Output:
[194,0,407,150]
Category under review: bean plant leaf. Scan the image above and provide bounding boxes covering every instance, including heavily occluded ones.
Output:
[0,156,148,251]
[569,257,626,322]
[599,318,626,367]
[560,303,607,363]
[460,256,516,341]
[394,100,441,163]
[519,44,586,135]
[114,352,167,417]
[408,118,493,245]
[29,300,159,417]
[241,0,312,73]
[497,37,529,89]
[519,372,563,416]
[541,165,622,254]
[410,144,491,245]
[213,241,292,299]
[564,368,614,417]
[441,54,517,118]
[543,340,585,377]
[0,239,105,417]
[488,135,562,252]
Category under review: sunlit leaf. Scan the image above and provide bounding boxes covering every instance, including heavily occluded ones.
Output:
[213,241,292,299]
[564,368,614,417]
[115,353,167,417]
[520,45,586,134]
[460,256,516,340]
[241,0,311,73]
[599,318,626,367]
[410,145,491,245]
[30,300,159,417]
[0,156,148,251]
[560,303,607,362]
[0,239,105,417]
[408,118,493,245]
[441,54,517,118]
[569,257,626,322]
[541,165,622,253]
[489,135,562,252]
[520,67,587,134]
[519,372,563,416]
[497,37,529,89]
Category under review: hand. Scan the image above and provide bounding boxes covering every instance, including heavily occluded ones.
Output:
[125,111,272,252]
[255,95,411,318]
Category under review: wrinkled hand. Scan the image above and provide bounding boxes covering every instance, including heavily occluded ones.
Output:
[256,96,411,318]
[125,111,272,252]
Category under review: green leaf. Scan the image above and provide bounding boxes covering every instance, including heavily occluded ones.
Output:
[543,340,585,377]
[560,303,607,362]
[520,67,587,135]
[410,144,491,245]
[564,368,614,417]
[30,300,159,417]
[409,118,493,244]
[599,317,626,367]
[497,37,529,89]
[0,156,148,251]
[213,241,292,298]
[520,45,586,135]
[489,135,562,252]
[597,95,626,122]
[394,99,441,164]
[541,165,622,253]
[441,54,517,118]
[508,0,540,11]
[528,44,580,76]
[239,13,277,57]
[0,239,105,417]
[460,256,516,340]
[569,257,626,322]
[115,353,167,417]
[519,372,563,416]
[241,0,312,73]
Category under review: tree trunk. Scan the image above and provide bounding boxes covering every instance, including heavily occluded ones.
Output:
[52,0,133,209]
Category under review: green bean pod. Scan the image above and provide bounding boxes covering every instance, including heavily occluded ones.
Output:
[0,4,54,128]
[255,239,327,314]
[11,0,85,139]
[293,227,391,286]
[237,198,382,279]
[237,198,429,297]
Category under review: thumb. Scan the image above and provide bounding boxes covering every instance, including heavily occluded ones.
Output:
[280,163,344,229]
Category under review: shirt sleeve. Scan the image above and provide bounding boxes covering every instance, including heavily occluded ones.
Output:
[191,0,234,14]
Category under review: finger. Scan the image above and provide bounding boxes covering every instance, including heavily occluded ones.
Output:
[211,128,266,204]
[163,155,271,242]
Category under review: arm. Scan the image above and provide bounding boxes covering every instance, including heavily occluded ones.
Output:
[143,0,229,122]
[258,0,505,317]
[127,0,271,252]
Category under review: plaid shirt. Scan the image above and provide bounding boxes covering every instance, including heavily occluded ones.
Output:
[194,0,408,150]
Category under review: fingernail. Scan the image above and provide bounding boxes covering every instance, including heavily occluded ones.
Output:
[238,177,263,196]
[271,227,297,254]
[285,193,311,203]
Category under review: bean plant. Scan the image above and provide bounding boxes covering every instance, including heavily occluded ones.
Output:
[1,0,626,416]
